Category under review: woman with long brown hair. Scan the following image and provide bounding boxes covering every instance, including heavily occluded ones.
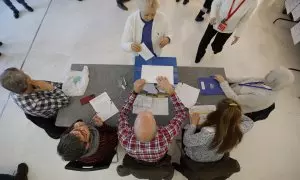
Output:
[183,98,254,162]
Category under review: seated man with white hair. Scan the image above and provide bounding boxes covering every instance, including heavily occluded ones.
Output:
[118,77,188,163]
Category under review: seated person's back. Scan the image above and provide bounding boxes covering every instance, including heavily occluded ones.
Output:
[57,115,118,164]
[118,78,188,163]
[183,98,254,162]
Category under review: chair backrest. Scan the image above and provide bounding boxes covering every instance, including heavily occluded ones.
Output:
[65,150,116,172]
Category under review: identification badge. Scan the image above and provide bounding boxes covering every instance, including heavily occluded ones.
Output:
[218,20,227,32]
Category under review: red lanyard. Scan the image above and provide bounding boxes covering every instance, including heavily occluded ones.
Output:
[226,0,246,21]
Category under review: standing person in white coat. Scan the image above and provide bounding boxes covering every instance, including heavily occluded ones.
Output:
[195,0,257,63]
[214,67,295,122]
[121,0,172,57]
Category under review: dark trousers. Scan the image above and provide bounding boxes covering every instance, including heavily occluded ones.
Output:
[0,175,14,180]
[245,103,275,122]
[196,24,232,59]
[203,0,214,11]
[3,0,28,12]
[25,113,66,139]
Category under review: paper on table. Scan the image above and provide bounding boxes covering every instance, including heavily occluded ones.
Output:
[143,84,158,94]
[292,3,300,21]
[189,105,216,124]
[89,92,119,121]
[138,43,154,61]
[175,83,200,108]
[133,95,169,115]
[285,0,300,14]
[141,65,174,84]
[291,21,300,45]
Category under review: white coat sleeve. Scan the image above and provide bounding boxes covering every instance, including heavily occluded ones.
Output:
[234,3,257,37]
[121,16,134,52]
[163,15,173,42]
[219,81,264,109]
[210,0,222,19]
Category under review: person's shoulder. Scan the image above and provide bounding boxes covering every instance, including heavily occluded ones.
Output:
[128,10,140,20]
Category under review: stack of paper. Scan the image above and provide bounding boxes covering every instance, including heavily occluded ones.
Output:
[89,92,119,121]
[133,95,169,115]
[141,65,174,85]
[175,83,200,108]
[189,105,216,124]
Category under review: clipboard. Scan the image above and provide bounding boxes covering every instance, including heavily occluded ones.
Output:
[198,77,224,95]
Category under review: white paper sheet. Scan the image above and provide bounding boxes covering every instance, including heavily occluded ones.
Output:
[189,105,216,124]
[138,43,154,61]
[292,3,300,21]
[175,83,200,108]
[133,95,169,115]
[143,84,158,94]
[285,0,300,14]
[89,92,119,121]
[141,65,174,84]
[291,21,300,44]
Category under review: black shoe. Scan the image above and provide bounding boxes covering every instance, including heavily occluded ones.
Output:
[15,163,28,179]
[207,9,211,14]
[195,53,205,63]
[123,0,130,2]
[183,0,189,5]
[117,165,130,177]
[195,10,205,22]
[172,163,184,173]
[117,3,128,11]
[13,11,20,19]
[176,0,180,2]
[25,5,34,12]
[0,52,2,56]
[0,42,3,46]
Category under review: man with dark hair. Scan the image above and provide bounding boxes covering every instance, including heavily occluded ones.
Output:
[2,0,34,19]
[117,0,130,11]
[57,115,118,164]
[0,67,70,139]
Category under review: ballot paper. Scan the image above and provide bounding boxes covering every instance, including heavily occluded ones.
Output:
[141,65,174,84]
[143,84,158,94]
[89,92,119,121]
[175,83,200,108]
[138,43,154,61]
[189,105,216,124]
[133,95,169,115]
[291,21,300,45]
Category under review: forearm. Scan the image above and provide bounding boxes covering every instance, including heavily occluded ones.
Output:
[120,91,137,118]
[220,81,239,100]
[183,124,198,147]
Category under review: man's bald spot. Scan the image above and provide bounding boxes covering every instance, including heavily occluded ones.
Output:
[134,111,157,142]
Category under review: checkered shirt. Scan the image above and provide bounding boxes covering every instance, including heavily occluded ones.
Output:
[12,82,70,118]
[118,92,188,162]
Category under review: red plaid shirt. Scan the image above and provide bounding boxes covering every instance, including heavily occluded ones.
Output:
[118,92,188,162]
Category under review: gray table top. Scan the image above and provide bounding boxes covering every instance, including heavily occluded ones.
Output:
[56,64,226,127]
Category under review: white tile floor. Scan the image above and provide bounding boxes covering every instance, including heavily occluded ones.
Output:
[0,0,300,179]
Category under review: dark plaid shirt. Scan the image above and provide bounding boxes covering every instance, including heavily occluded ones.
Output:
[12,82,70,118]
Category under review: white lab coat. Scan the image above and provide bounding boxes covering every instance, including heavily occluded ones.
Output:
[210,0,257,36]
[121,10,172,56]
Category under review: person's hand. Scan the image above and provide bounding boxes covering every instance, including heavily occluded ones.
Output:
[159,36,170,48]
[31,80,54,91]
[190,112,200,126]
[131,43,142,52]
[134,79,146,93]
[210,17,217,25]
[214,75,226,83]
[156,76,174,95]
[93,115,104,127]
[231,36,240,45]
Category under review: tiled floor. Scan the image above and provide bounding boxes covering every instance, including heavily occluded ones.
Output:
[0,0,300,179]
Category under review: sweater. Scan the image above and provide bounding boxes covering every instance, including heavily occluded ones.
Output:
[183,115,253,162]
[121,10,172,56]
[210,0,257,36]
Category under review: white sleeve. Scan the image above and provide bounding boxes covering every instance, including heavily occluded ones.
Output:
[219,81,262,108]
[227,77,264,83]
[121,16,134,52]
[234,3,257,37]
[210,0,222,19]
[162,14,172,42]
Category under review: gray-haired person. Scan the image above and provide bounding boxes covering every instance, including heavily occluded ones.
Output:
[0,68,70,139]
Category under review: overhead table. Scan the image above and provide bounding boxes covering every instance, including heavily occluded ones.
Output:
[56,64,226,127]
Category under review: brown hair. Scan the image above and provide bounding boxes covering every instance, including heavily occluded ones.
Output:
[201,98,243,153]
